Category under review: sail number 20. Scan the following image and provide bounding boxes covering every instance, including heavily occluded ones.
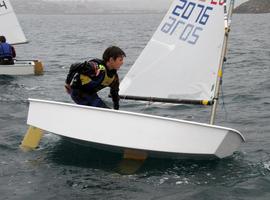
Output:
[161,0,213,45]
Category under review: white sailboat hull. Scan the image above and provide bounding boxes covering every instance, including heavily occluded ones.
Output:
[0,61,43,75]
[0,62,34,75]
[27,99,245,159]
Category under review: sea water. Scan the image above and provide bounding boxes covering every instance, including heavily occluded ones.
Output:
[0,13,270,199]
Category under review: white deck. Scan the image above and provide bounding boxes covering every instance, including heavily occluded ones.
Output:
[0,62,35,75]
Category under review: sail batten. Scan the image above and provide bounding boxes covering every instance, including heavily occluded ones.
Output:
[0,0,27,44]
[120,0,226,102]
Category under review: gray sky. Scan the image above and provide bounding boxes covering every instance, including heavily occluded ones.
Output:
[44,0,249,7]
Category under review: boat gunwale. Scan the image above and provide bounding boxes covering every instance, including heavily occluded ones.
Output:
[28,98,245,142]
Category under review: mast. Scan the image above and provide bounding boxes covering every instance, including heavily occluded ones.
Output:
[210,0,234,125]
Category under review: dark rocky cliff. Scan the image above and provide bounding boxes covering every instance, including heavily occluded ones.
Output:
[234,0,270,14]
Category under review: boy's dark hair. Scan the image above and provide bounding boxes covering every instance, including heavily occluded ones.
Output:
[102,46,126,63]
[0,35,6,43]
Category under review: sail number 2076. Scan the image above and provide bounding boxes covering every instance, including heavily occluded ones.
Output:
[160,0,214,45]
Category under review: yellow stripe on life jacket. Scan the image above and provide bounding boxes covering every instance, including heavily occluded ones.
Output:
[101,69,115,86]
[80,74,92,85]
[79,64,115,86]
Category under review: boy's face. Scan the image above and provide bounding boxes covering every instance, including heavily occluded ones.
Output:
[107,56,124,70]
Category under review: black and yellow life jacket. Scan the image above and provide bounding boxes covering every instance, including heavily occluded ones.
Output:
[66,59,117,93]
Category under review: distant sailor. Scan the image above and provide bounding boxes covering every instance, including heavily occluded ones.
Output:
[65,46,126,110]
[0,35,16,65]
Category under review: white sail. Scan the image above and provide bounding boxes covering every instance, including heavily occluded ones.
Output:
[0,0,27,44]
[120,0,226,101]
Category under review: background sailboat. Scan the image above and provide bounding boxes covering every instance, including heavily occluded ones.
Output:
[22,0,245,159]
[0,0,43,75]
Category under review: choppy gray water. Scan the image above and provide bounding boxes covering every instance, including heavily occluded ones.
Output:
[0,13,270,199]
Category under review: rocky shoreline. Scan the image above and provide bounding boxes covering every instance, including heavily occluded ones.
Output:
[234,0,270,14]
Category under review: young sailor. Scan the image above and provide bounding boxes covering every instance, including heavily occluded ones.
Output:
[65,46,126,110]
[0,35,16,65]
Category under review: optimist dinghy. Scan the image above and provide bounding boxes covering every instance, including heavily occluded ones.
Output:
[22,0,245,159]
[0,60,43,75]
[0,0,43,75]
